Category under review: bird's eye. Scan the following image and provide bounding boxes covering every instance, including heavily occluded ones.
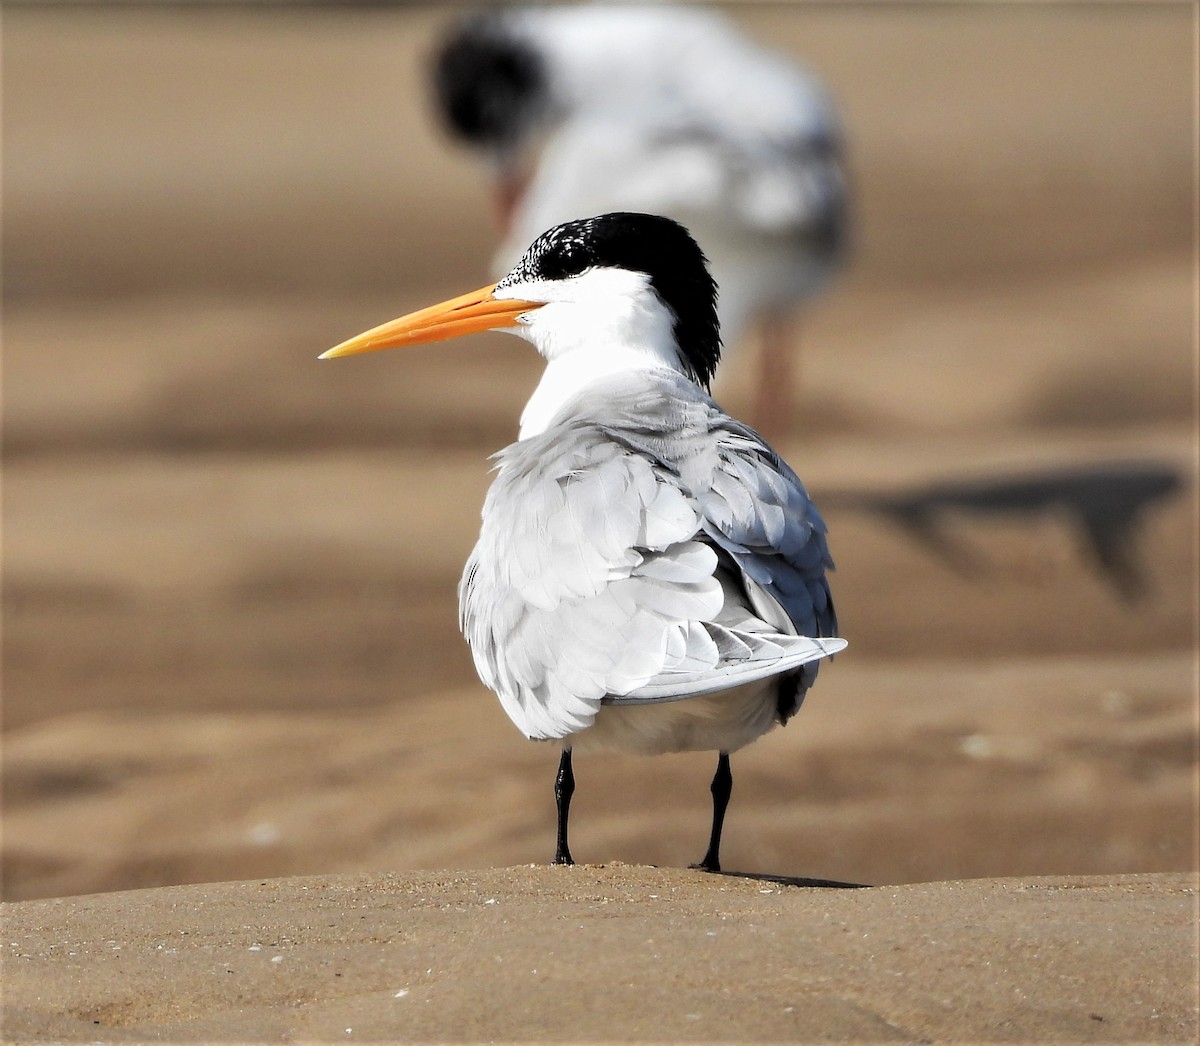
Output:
[539,242,589,281]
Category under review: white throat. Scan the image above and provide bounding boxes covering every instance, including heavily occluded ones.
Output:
[519,343,677,439]
[496,267,688,439]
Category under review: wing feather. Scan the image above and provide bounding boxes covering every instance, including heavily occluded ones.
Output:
[459,373,841,740]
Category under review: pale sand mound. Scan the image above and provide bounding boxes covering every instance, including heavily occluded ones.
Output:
[3,869,1196,1042]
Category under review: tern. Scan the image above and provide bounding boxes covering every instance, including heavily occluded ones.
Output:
[323,212,844,872]
[433,3,849,436]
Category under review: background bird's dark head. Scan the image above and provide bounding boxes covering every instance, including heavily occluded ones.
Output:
[512,212,723,390]
[432,13,547,152]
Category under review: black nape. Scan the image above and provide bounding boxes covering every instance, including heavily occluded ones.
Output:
[507,212,723,390]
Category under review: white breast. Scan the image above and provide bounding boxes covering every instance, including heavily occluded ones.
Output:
[568,682,783,755]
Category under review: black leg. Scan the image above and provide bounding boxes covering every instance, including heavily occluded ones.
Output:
[694,751,732,873]
[553,748,575,866]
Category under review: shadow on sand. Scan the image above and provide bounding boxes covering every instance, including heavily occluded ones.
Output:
[822,460,1184,602]
[704,869,871,889]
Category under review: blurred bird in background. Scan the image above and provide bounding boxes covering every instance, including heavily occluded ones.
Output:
[432,3,849,437]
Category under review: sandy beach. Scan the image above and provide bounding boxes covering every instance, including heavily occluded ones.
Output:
[4,869,1196,1042]
[2,3,1197,1040]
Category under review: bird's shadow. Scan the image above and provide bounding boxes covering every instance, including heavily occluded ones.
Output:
[702,868,870,889]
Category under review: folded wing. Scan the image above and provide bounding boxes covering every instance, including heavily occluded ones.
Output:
[460,377,841,740]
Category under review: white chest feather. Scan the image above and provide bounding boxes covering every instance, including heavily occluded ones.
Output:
[496,266,687,439]
[519,346,678,439]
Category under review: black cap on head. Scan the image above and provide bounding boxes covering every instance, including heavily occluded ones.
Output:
[505,213,722,390]
[432,13,546,150]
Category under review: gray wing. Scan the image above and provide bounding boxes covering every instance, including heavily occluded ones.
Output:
[598,400,839,718]
[690,424,839,720]
[460,380,841,741]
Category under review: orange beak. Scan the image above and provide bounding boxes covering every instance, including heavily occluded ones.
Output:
[320,283,543,359]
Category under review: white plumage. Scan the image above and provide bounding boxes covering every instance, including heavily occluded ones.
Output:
[323,212,843,871]
[461,368,842,754]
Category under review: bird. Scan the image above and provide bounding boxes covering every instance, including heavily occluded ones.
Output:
[322,212,845,872]
[432,3,849,437]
